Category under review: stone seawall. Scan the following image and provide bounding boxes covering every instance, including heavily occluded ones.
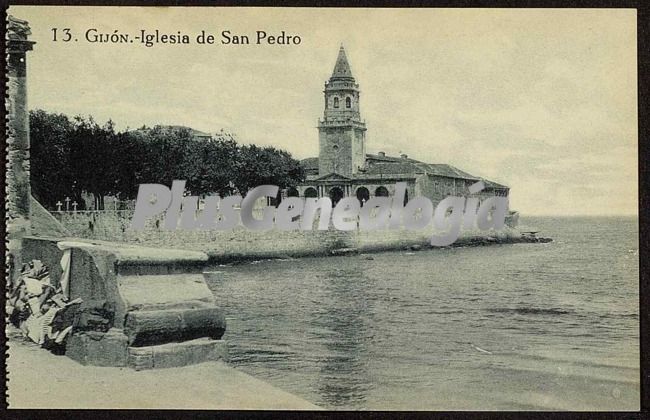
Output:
[46,210,548,264]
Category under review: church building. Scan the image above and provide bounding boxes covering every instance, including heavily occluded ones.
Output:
[290,45,510,207]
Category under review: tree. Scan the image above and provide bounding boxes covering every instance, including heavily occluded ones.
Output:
[136,126,196,185]
[30,109,306,210]
[194,137,240,197]
[110,130,148,201]
[233,144,305,196]
[29,110,77,209]
[68,116,118,210]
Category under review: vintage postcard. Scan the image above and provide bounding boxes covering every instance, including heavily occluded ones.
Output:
[5,6,639,411]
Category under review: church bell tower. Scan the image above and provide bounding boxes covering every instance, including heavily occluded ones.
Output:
[318,45,367,177]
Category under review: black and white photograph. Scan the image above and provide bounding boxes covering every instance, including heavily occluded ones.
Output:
[5,6,640,411]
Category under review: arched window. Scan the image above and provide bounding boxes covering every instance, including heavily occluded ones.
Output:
[287,187,299,197]
[333,97,339,108]
[356,187,370,206]
[328,187,344,206]
[346,97,351,108]
[375,186,389,197]
[304,187,318,198]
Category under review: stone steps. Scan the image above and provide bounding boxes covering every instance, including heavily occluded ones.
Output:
[124,307,225,347]
[22,237,228,370]
[128,338,228,371]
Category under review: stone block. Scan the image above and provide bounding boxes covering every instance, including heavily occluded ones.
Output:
[119,274,215,312]
[124,307,226,346]
[127,338,227,370]
[127,346,154,371]
[20,237,229,369]
[65,328,128,367]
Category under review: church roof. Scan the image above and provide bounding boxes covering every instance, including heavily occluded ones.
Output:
[330,45,354,80]
[300,155,509,189]
[365,154,477,178]
[364,161,421,176]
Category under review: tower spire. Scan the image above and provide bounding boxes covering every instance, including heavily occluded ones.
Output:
[319,44,366,177]
[331,44,354,80]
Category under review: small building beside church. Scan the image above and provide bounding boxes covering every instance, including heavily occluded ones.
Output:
[291,45,510,207]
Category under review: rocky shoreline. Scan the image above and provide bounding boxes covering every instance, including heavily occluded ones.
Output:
[216,231,554,263]
[449,232,553,248]
[330,232,552,256]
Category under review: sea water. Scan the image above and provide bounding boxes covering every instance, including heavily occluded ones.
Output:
[205,216,639,410]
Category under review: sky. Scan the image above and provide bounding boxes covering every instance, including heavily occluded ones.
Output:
[11,6,638,216]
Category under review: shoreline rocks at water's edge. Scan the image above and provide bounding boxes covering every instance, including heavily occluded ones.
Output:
[214,230,553,262]
[328,234,552,256]
[450,232,553,248]
[363,231,553,254]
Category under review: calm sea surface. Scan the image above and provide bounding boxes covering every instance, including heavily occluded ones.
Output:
[205,216,639,410]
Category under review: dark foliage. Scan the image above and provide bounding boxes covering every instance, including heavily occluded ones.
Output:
[29,110,305,210]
